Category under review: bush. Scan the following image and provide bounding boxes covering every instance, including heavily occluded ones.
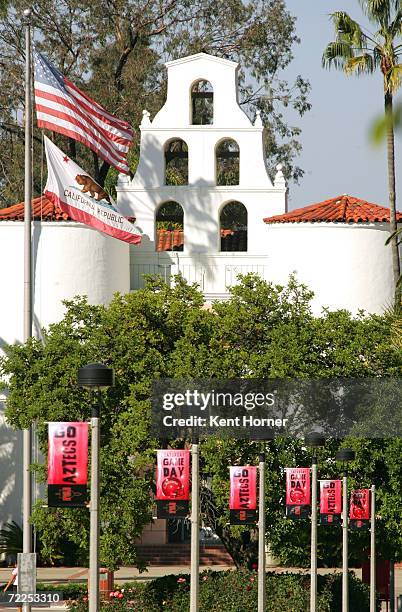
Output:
[66,570,379,611]
[37,582,87,601]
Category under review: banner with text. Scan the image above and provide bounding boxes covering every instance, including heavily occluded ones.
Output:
[156,449,190,519]
[285,467,311,520]
[319,480,342,525]
[229,466,257,525]
[48,422,88,507]
[349,488,370,530]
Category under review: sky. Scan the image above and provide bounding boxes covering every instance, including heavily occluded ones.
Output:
[283,0,402,211]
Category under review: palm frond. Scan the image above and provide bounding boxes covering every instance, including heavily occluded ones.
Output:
[385,225,402,244]
[0,521,23,556]
[385,62,402,91]
[344,53,376,75]
[373,45,384,68]
[330,11,368,49]
[322,41,354,70]
[361,0,394,27]
[370,104,402,142]
[388,7,402,37]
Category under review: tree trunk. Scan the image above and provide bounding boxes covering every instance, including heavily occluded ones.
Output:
[200,484,257,568]
[384,91,401,305]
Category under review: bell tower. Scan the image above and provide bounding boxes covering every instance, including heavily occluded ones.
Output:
[117,52,287,294]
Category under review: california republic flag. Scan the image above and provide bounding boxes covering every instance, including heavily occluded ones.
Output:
[44,136,141,244]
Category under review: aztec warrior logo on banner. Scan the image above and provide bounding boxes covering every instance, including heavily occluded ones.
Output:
[285,467,311,520]
[156,449,190,519]
[48,422,89,507]
[320,480,342,526]
[229,466,257,525]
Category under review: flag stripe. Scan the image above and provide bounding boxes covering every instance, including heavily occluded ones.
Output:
[33,50,134,174]
[38,119,129,172]
[35,88,132,146]
[63,82,133,138]
[36,111,127,169]
[45,191,141,244]
[35,97,130,155]
[65,80,133,130]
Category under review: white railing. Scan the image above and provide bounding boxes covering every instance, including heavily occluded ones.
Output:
[130,252,269,296]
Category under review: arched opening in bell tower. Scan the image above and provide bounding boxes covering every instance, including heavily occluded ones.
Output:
[216,138,240,186]
[164,139,189,185]
[191,79,213,125]
[155,201,184,252]
[220,201,247,252]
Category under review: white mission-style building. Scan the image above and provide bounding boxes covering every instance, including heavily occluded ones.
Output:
[0,52,400,534]
[117,52,286,301]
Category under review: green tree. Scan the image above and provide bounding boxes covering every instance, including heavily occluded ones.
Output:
[0,0,310,206]
[1,275,401,568]
[323,0,402,302]
[0,278,211,568]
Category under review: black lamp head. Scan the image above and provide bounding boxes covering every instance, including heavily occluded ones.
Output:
[335,448,355,463]
[304,431,326,448]
[77,363,114,389]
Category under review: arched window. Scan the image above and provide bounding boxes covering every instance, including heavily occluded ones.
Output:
[220,201,247,252]
[191,80,213,125]
[164,139,188,185]
[156,201,184,252]
[216,139,240,186]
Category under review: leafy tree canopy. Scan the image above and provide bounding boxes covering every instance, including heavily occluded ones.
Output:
[0,275,401,568]
[0,0,311,206]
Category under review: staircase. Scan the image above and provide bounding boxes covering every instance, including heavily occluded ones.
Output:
[136,544,234,566]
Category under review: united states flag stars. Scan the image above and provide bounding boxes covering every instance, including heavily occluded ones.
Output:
[33,50,133,174]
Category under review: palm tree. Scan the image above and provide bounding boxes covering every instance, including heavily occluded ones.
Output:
[323,0,402,303]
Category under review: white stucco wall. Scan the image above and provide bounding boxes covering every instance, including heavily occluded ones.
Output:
[0,221,130,350]
[0,221,129,531]
[117,52,287,268]
[266,222,396,315]
[0,394,22,531]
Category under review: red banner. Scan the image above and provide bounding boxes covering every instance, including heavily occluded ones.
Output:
[156,450,190,501]
[285,468,311,506]
[320,480,342,514]
[229,467,257,510]
[349,489,370,520]
[48,422,89,485]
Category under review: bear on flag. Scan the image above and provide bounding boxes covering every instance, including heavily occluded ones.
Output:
[44,136,141,244]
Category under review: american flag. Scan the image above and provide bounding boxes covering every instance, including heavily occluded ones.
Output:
[33,50,133,174]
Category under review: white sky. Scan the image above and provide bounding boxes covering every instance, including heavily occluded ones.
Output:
[284,0,401,211]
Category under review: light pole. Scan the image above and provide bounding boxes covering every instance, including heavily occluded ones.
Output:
[257,450,266,612]
[370,484,376,612]
[22,9,34,611]
[335,448,355,612]
[190,438,200,612]
[77,364,114,612]
[305,432,325,612]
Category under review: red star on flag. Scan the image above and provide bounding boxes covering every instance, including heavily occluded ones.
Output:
[63,155,70,163]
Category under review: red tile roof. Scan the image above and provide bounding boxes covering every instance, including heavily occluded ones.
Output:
[156,228,184,251]
[264,195,402,224]
[0,197,136,223]
[156,228,246,251]
[0,196,70,221]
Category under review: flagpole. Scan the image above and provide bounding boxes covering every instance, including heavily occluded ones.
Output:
[23,8,33,612]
